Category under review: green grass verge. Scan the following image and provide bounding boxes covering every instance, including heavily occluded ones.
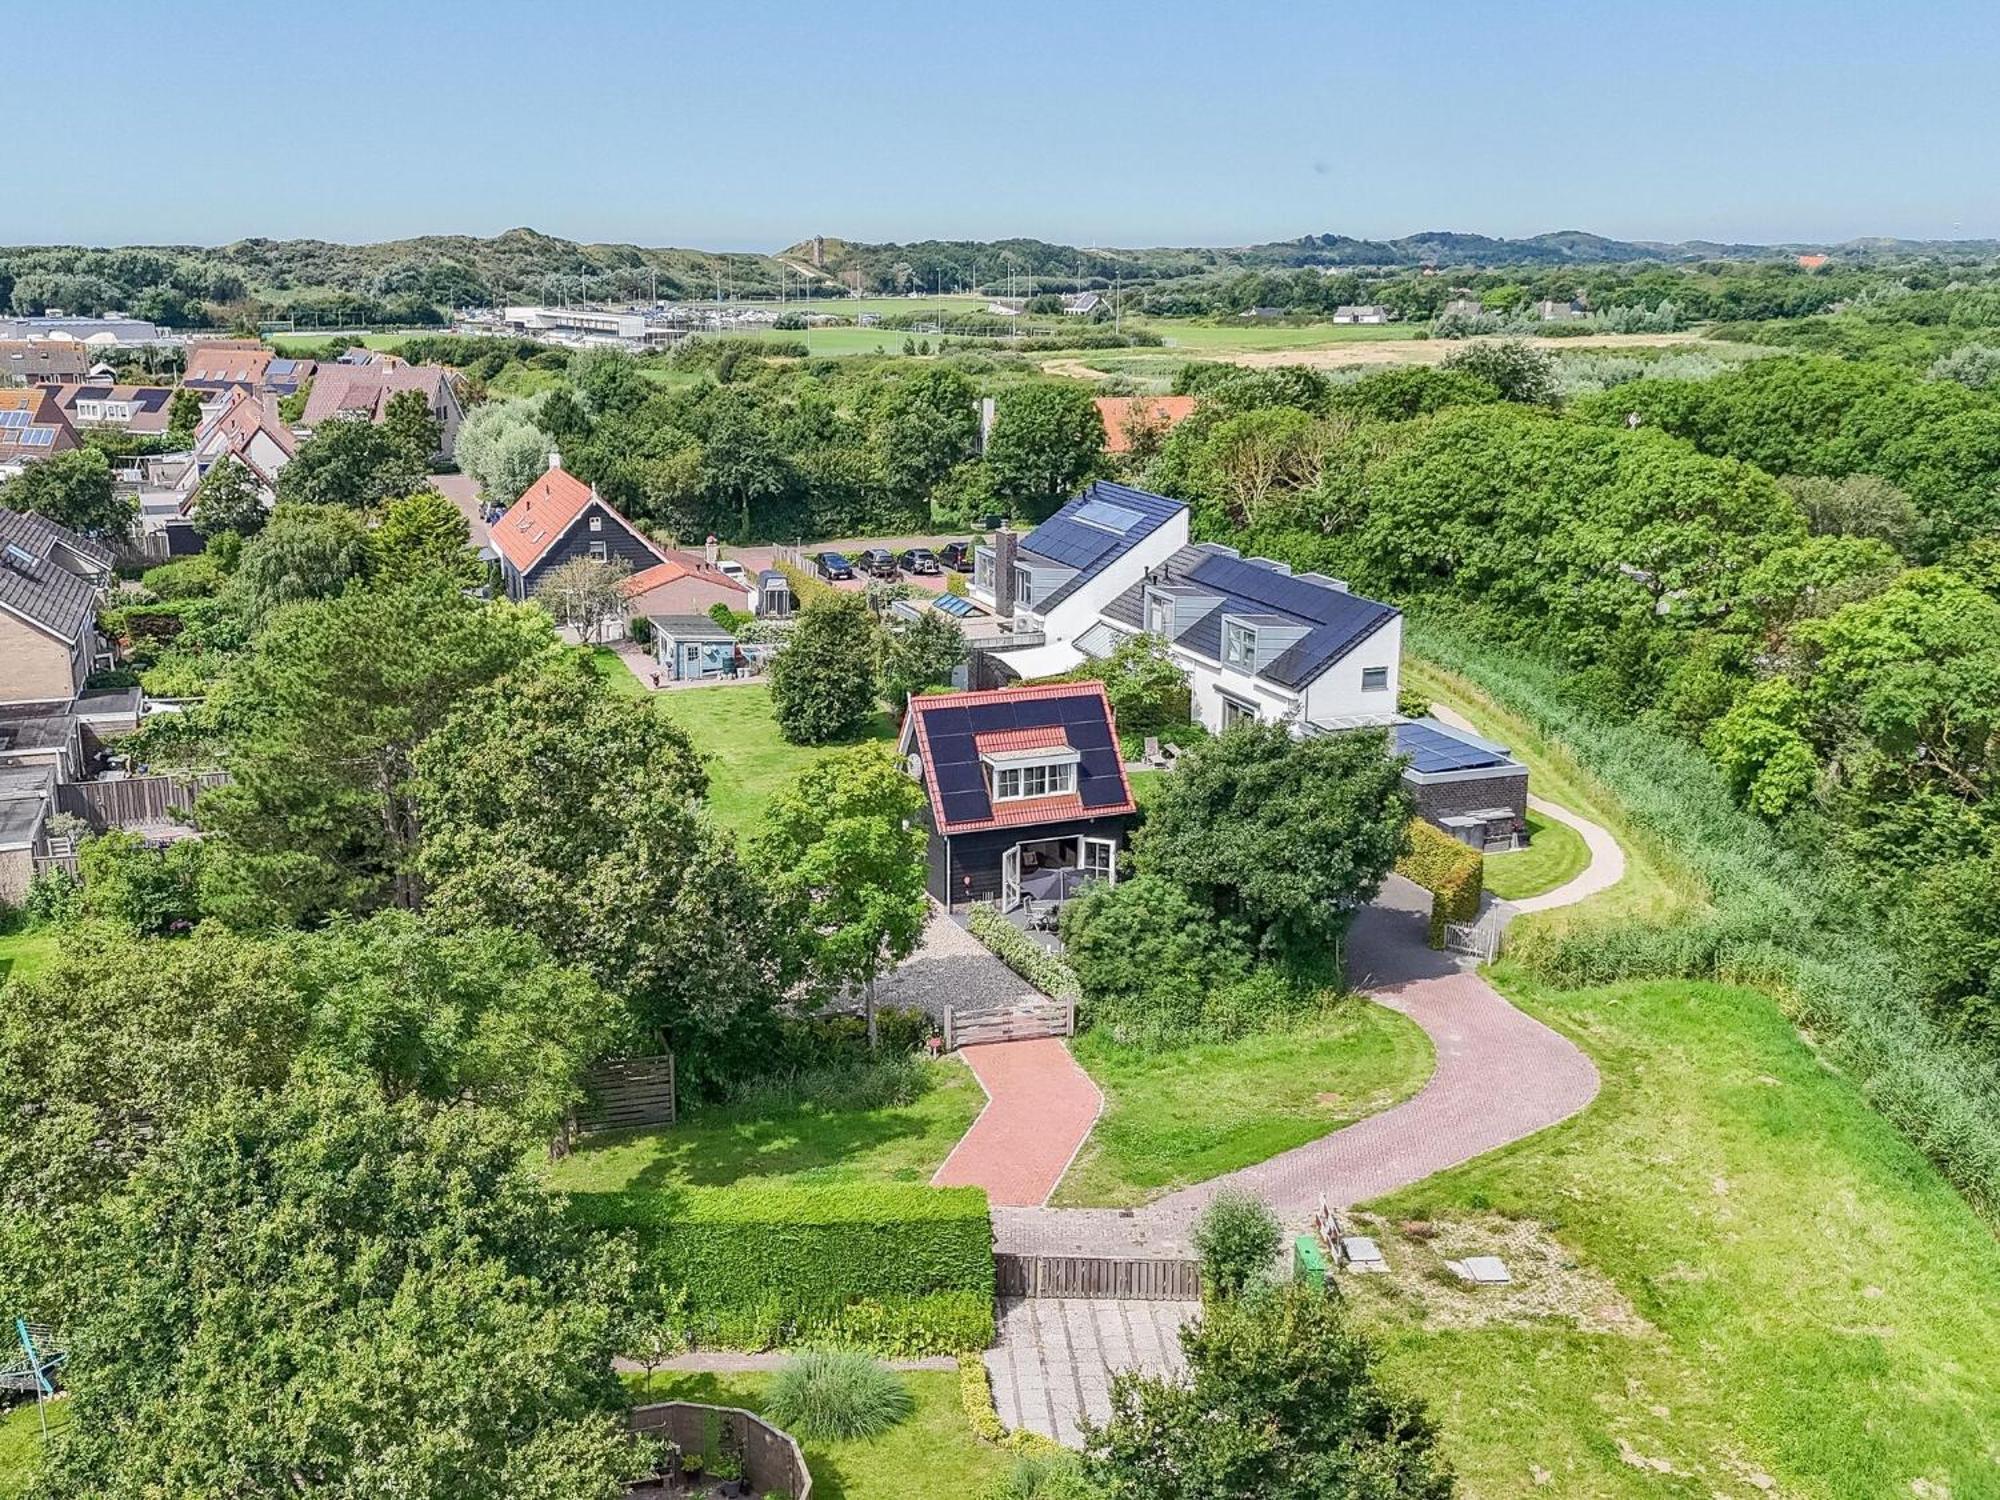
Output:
[628,1369,1011,1500]
[582,652,897,836]
[1353,970,2000,1499]
[1479,810,1590,902]
[1053,1004,1435,1208]
[542,1058,981,1193]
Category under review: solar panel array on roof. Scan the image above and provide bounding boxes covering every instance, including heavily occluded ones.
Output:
[1020,519,1118,571]
[1394,720,1514,774]
[0,411,29,429]
[1189,551,1357,624]
[1073,498,1144,534]
[1014,482,1189,615]
[917,689,1129,830]
[933,593,977,617]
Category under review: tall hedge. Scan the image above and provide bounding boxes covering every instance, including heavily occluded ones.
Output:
[569,1182,994,1354]
[1395,818,1483,948]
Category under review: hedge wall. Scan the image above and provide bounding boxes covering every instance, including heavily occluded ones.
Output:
[569,1182,995,1355]
[1395,819,1483,948]
[967,903,1082,1001]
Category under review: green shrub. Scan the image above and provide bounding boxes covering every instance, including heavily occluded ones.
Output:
[1192,1190,1282,1300]
[1395,818,1482,948]
[1059,875,1268,1044]
[627,615,654,647]
[765,1351,913,1441]
[983,1451,1098,1500]
[958,1355,1063,1455]
[568,1182,994,1353]
[966,903,1082,1001]
[140,555,226,601]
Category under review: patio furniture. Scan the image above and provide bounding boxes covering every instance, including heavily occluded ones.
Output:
[1141,736,1168,768]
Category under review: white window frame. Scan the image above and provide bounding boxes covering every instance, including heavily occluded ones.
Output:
[1361,666,1389,692]
[1220,694,1258,730]
[1080,836,1117,884]
[1223,619,1256,668]
[588,540,608,561]
[993,760,1075,802]
[589,514,603,532]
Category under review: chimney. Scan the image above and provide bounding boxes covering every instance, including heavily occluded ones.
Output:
[548,448,562,471]
[993,524,1019,620]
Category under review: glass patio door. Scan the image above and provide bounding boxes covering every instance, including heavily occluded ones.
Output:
[1001,844,1021,911]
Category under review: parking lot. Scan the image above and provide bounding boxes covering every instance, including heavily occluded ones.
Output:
[725,533,977,594]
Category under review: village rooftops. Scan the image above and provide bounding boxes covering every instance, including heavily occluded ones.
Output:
[900,680,1136,836]
[0,506,112,647]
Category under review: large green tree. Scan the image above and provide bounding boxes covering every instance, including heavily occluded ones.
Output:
[188,453,267,539]
[1139,723,1410,970]
[1,445,133,540]
[986,382,1106,516]
[755,745,929,1047]
[1085,1284,1453,1500]
[371,488,478,584]
[276,415,432,509]
[198,577,555,925]
[767,591,882,745]
[879,607,967,704]
[874,364,979,504]
[228,502,374,627]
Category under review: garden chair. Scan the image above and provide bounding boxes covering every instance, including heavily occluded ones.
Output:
[1142,736,1166,768]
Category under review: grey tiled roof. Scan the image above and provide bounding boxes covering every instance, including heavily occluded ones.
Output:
[0,507,106,644]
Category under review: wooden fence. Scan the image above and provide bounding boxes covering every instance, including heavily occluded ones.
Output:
[577,1054,677,1133]
[944,999,1074,1051]
[995,1253,1201,1301]
[626,1402,810,1499]
[57,773,228,832]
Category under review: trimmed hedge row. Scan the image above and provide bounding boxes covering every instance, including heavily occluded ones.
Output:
[966,903,1083,1001]
[1395,818,1484,948]
[570,1183,995,1355]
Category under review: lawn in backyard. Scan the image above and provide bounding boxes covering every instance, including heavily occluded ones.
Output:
[0,920,58,987]
[1052,1002,1434,1208]
[1479,810,1589,901]
[1346,969,2000,1499]
[0,1400,65,1500]
[542,1056,981,1194]
[627,1369,1010,1500]
[581,652,896,836]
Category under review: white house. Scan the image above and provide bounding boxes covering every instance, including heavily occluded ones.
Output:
[1331,304,1392,325]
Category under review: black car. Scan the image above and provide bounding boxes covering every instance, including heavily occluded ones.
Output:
[857,547,899,579]
[813,551,855,581]
[938,541,975,573]
[899,547,942,576]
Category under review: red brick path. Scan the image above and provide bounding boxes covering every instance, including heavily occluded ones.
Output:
[932,1038,1102,1207]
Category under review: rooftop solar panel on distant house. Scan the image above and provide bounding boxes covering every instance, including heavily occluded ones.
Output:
[1394,719,1516,774]
[1073,498,1144,533]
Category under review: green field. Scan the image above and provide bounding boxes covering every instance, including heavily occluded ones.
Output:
[1480,809,1590,901]
[1054,1004,1434,1208]
[267,330,413,353]
[1132,318,1427,350]
[1355,971,2000,1499]
[583,652,897,836]
[627,1369,1011,1500]
[542,1057,981,1194]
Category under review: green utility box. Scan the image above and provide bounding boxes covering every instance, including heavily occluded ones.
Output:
[1293,1233,1329,1288]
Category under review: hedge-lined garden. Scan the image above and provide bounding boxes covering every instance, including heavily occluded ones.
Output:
[1394,819,1484,948]
[570,1182,996,1355]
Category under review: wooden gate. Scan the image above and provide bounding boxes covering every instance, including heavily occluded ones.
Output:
[995,1253,1200,1301]
[578,1054,677,1133]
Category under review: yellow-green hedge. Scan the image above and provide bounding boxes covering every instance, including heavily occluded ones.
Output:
[778,560,837,609]
[1395,819,1483,948]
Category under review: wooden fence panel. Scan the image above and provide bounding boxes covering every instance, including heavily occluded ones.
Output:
[994,1252,1200,1301]
[579,1054,677,1133]
[57,773,228,832]
[627,1402,810,1498]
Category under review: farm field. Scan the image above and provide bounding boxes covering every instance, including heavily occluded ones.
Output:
[542,1055,982,1195]
[1053,1004,1433,1208]
[627,1369,1011,1500]
[582,655,897,835]
[1354,970,2000,1499]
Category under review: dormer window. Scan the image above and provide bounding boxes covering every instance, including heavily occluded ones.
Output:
[994,760,1075,801]
[1223,619,1256,668]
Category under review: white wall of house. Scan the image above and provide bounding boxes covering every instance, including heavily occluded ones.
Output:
[1176,614,1402,735]
[1017,508,1190,643]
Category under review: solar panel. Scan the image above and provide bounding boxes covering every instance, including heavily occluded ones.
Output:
[1394,721,1511,774]
[1073,498,1144,534]
[933,594,977,617]
[0,410,28,428]
[1020,519,1117,571]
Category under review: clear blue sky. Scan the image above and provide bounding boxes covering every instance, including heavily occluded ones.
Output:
[19,0,2000,250]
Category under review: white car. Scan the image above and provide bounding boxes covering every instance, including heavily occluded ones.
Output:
[717,559,749,585]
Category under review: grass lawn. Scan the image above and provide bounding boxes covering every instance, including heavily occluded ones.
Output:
[581,652,896,836]
[267,330,412,353]
[1053,1002,1435,1208]
[0,922,59,987]
[1479,810,1589,902]
[1350,969,2000,1499]
[0,1400,65,1499]
[628,1369,1011,1500]
[542,1057,981,1194]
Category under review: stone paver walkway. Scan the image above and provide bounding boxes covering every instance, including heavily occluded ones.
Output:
[933,1038,1102,1206]
[985,1297,1197,1447]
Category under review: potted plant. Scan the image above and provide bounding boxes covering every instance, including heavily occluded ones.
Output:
[679,1449,705,1487]
[709,1447,746,1497]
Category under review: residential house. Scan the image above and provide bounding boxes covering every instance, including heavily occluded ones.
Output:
[1092,395,1197,455]
[1536,296,1590,322]
[490,455,669,619]
[1441,294,1484,319]
[1331,305,1392,324]
[0,387,80,476]
[48,383,176,435]
[180,340,276,393]
[299,360,463,458]
[1060,292,1102,316]
[899,680,1137,911]
[0,340,89,386]
[134,389,297,557]
[620,551,754,620]
[0,506,114,709]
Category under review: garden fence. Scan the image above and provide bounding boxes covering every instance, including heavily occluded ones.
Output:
[626,1402,810,1498]
[995,1253,1200,1301]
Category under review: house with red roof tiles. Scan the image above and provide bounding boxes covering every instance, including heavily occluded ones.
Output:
[299,360,463,459]
[620,549,753,620]
[897,680,1136,911]
[491,454,670,613]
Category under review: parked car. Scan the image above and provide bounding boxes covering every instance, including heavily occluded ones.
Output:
[857,547,899,579]
[716,559,749,586]
[938,541,975,572]
[899,547,942,575]
[813,551,855,581]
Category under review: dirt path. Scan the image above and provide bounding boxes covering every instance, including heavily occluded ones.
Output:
[1043,331,1708,380]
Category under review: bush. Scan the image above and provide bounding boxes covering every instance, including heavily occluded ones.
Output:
[1058,875,1258,1043]
[568,1182,994,1354]
[1191,1190,1282,1300]
[766,593,880,745]
[140,554,226,601]
[966,902,1082,1001]
[983,1452,1097,1500]
[1395,819,1482,948]
[627,616,654,647]
[706,601,750,633]
[765,1352,913,1441]
[958,1355,1062,1455]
